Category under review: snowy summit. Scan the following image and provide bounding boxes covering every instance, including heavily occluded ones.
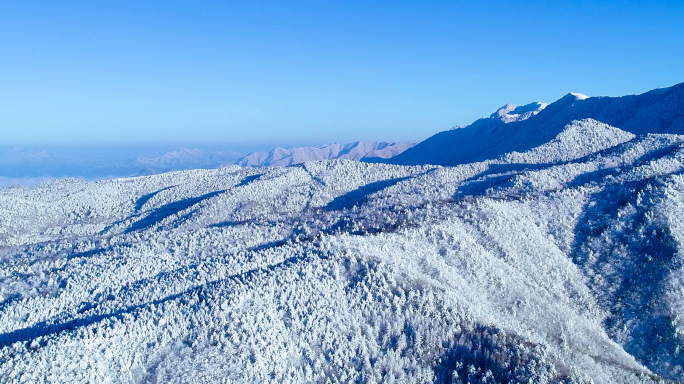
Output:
[490,102,548,123]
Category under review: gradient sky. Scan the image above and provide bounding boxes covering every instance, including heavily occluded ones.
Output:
[2,0,683,148]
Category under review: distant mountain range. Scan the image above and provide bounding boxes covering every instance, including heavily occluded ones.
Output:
[237,141,414,167]
[0,142,415,186]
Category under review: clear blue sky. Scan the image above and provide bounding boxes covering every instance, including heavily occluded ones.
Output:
[2,0,683,148]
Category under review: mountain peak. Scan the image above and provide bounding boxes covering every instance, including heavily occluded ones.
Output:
[570,92,589,100]
[490,101,548,123]
[557,92,590,103]
[388,81,684,167]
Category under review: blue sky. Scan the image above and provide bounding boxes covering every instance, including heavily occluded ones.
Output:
[1,0,683,148]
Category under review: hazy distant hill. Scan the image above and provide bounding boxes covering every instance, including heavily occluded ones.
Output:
[237,141,415,167]
[0,142,414,186]
[0,147,244,186]
[134,148,244,175]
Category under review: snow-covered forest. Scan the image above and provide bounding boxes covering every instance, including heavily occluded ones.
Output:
[2,83,684,383]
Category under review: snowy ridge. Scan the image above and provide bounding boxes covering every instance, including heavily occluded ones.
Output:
[3,84,684,382]
[490,102,548,123]
[236,141,415,167]
[2,132,684,381]
[389,82,684,166]
[500,118,635,164]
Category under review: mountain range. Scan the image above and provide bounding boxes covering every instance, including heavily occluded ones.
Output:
[2,82,684,382]
[237,141,414,167]
[388,83,684,166]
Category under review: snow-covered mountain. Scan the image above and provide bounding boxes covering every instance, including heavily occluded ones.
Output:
[236,141,415,167]
[3,84,684,382]
[489,101,549,123]
[388,82,684,166]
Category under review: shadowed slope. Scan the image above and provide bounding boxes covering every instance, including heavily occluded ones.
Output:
[389,82,684,166]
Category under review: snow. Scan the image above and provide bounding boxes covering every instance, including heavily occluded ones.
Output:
[491,102,548,123]
[237,141,415,167]
[389,81,684,166]
[570,92,589,100]
[2,83,684,382]
[500,118,635,164]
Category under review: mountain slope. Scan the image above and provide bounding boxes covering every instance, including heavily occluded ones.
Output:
[500,118,635,164]
[389,82,684,166]
[2,123,684,382]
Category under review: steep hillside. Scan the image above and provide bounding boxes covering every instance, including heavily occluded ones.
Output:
[389,82,684,166]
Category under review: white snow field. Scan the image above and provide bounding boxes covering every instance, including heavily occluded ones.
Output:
[3,84,684,383]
